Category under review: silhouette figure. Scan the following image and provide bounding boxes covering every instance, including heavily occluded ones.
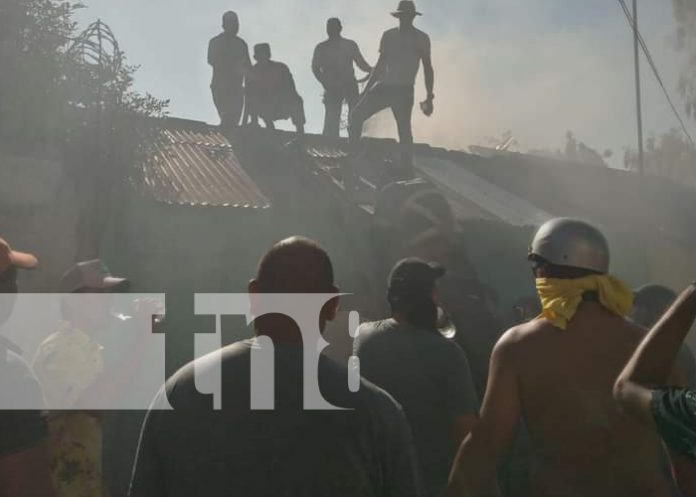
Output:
[208,11,251,128]
[245,43,306,135]
[349,1,434,166]
[312,18,372,138]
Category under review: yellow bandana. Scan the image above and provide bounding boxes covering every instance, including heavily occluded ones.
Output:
[536,275,634,330]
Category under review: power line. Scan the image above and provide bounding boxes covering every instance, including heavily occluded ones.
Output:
[617,0,696,148]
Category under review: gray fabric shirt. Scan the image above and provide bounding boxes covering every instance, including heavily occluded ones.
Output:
[355,319,479,497]
[129,338,422,497]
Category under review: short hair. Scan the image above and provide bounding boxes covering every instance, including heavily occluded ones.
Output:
[327,18,342,29]
[634,284,677,313]
[256,237,334,293]
[222,11,238,23]
[254,43,271,59]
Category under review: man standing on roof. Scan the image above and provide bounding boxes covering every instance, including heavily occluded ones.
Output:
[445,218,680,497]
[246,43,306,136]
[312,18,372,138]
[208,11,251,128]
[349,0,434,167]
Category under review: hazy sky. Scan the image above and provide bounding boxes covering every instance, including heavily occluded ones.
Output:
[76,0,694,165]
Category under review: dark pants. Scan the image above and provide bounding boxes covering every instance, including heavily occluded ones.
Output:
[323,81,359,138]
[256,95,306,134]
[349,84,414,163]
[211,84,244,127]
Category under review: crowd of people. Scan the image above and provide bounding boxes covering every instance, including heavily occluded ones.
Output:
[208,1,435,165]
[1,215,695,497]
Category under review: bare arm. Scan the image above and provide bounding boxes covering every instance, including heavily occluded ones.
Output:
[614,283,696,423]
[0,443,55,497]
[353,42,373,74]
[445,333,521,497]
[311,45,324,86]
[207,39,215,67]
[364,52,385,93]
[422,37,434,101]
[452,414,478,446]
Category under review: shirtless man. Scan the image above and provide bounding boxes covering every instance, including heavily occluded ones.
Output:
[445,218,677,497]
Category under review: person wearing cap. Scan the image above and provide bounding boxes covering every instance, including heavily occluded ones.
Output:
[312,18,372,138]
[208,11,251,128]
[445,218,680,497]
[245,43,306,135]
[614,283,696,494]
[0,238,55,497]
[349,0,434,167]
[355,258,479,497]
[32,259,129,497]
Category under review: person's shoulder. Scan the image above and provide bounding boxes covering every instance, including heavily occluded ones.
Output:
[166,339,253,394]
[209,32,224,44]
[356,374,405,416]
[356,319,396,346]
[415,27,430,39]
[495,319,553,354]
[382,27,399,38]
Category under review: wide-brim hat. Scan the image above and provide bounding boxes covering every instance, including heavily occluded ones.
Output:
[392,0,421,17]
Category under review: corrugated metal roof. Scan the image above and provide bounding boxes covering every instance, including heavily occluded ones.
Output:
[415,155,553,227]
[132,126,271,209]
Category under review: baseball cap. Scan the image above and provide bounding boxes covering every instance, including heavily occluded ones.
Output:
[387,258,446,303]
[0,237,38,274]
[60,259,129,293]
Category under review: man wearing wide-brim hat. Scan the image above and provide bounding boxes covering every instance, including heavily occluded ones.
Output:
[348,0,434,168]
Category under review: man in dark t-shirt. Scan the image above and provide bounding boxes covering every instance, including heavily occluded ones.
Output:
[0,237,54,497]
[129,237,422,497]
[356,258,478,497]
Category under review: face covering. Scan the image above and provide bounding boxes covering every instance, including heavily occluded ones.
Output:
[535,274,634,330]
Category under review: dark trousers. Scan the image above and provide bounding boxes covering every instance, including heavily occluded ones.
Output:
[322,81,359,138]
[349,84,414,163]
[256,95,306,134]
[211,84,244,127]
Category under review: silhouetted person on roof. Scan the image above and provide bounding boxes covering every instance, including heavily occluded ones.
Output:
[245,43,306,136]
[208,11,251,128]
[349,0,434,167]
[312,18,372,138]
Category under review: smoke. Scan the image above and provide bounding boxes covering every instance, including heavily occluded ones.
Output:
[77,0,685,161]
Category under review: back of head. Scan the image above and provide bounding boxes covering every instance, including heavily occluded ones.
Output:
[387,258,445,330]
[529,218,609,278]
[327,17,342,37]
[632,284,677,328]
[255,237,335,294]
[222,11,239,34]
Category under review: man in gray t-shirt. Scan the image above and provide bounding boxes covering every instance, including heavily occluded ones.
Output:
[355,258,479,497]
[129,237,422,497]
